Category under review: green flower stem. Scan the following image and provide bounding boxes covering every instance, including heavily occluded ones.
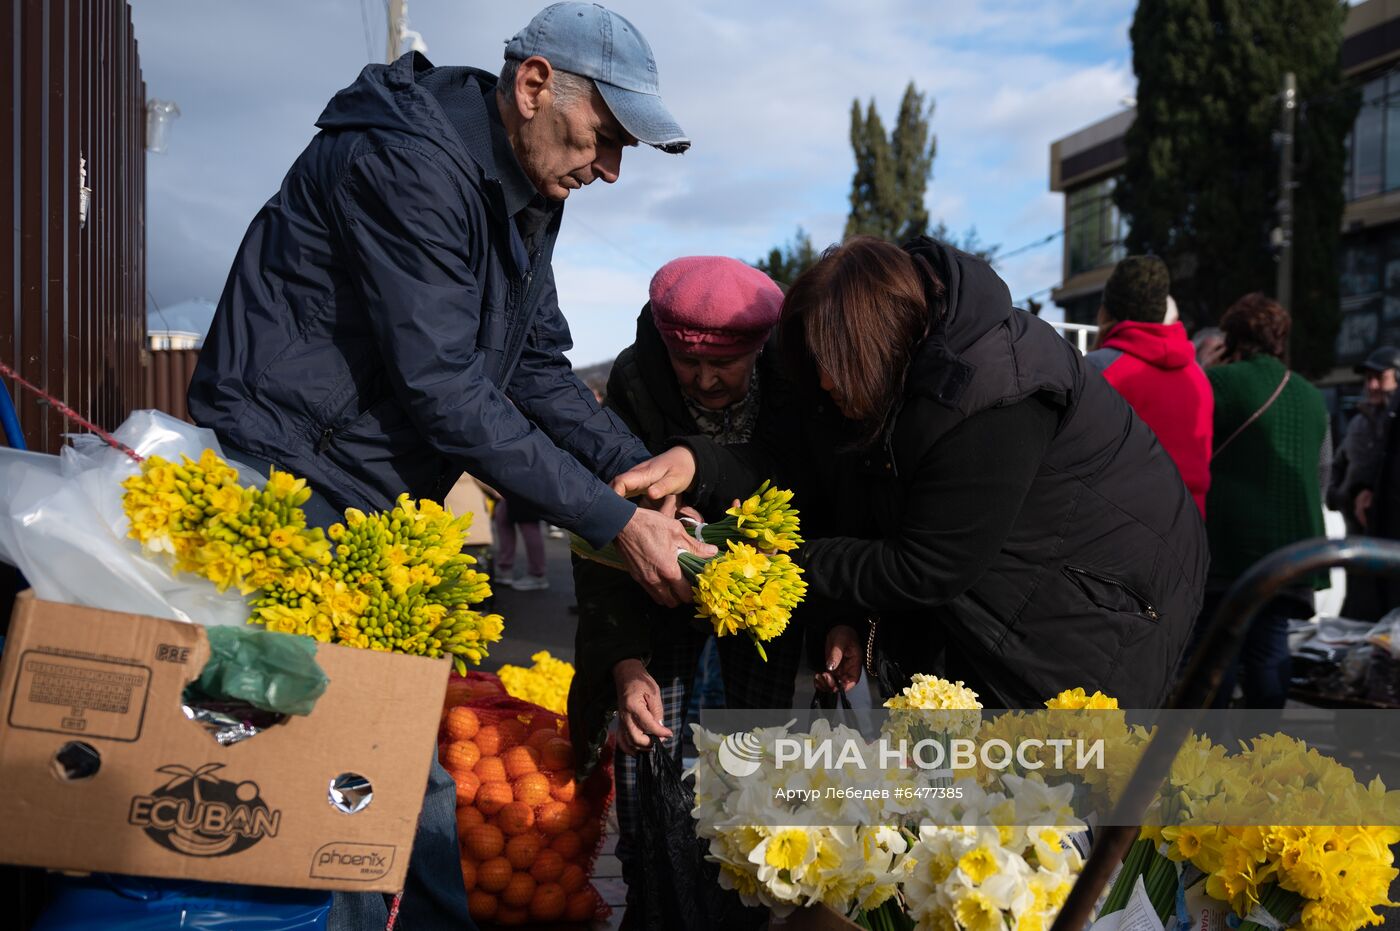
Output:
[1101,837,1154,915]
[1237,884,1301,931]
[1143,848,1178,922]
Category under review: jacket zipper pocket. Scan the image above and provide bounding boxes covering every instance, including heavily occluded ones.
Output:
[1062,565,1160,621]
[315,392,361,455]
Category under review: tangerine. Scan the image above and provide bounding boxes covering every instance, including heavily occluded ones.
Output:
[456,804,485,828]
[565,888,598,921]
[476,780,513,816]
[536,800,571,835]
[494,905,527,927]
[451,770,480,807]
[443,706,480,741]
[527,726,559,752]
[502,745,540,779]
[467,891,497,921]
[512,772,551,807]
[474,724,503,756]
[497,718,528,750]
[560,863,587,893]
[442,739,481,774]
[529,882,568,921]
[504,832,544,870]
[462,823,504,861]
[473,755,507,784]
[530,849,565,883]
[476,856,513,893]
[541,738,574,771]
[501,871,536,908]
[566,798,591,830]
[460,857,477,891]
[550,830,582,860]
[496,801,536,836]
[548,771,577,802]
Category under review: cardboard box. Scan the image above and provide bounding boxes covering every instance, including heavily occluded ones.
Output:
[0,592,450,892]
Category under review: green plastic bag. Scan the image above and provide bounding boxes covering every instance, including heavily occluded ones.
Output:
[185,626,329,717]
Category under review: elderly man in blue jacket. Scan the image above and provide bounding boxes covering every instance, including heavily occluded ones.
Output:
[189,4,707,928]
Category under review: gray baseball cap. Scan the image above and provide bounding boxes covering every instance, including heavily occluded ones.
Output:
[505,2,689,153]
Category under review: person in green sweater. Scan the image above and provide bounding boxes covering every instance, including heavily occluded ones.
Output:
[1199,293,1331,708]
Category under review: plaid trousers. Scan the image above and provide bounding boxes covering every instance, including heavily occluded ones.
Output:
[612,620,803,896]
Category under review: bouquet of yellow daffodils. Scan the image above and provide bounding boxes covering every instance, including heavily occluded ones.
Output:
[573,481,807,659]
[122,449,504,674]
[496,650,574,714]
[972,688,1145,817]
[1101,732,1400,931]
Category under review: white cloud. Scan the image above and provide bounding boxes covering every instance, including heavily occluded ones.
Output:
[551,259,652,367]
[133,0,1135,364]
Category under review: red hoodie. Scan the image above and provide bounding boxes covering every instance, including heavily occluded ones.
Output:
[1087,321,1213,516]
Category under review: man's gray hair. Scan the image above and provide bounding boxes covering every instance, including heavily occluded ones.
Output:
[498,58,595,110]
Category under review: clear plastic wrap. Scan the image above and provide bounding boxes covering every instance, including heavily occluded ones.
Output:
[0,410,264,625]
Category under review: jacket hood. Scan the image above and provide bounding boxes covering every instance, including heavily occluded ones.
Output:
[315,52,493,178]
[628,305,695,429]
[901,237,1015,406]
[1101,320,1195,371]
[906,237,1014,353]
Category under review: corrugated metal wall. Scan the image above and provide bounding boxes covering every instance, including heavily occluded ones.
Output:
[0,0,146,454]
[145,347,199,423]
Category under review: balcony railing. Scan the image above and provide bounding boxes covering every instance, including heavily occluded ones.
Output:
[1049,321,1099,354]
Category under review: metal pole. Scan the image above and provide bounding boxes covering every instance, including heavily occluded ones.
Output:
[385,0,404,63]
[1048,536,1400,931]
[1276,72,1297,311]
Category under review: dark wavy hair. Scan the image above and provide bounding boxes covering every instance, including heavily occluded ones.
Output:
[1220,292,1291,362]
[779,236,944,446]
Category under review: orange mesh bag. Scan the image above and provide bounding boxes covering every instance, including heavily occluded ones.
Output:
[440,672,613,926]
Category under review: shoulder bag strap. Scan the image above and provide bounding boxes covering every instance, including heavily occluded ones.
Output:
[1213,370,1291,461]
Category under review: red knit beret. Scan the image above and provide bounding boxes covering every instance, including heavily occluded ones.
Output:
[648,256,783,358]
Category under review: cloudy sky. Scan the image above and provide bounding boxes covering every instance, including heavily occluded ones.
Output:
[131,0,1136,367]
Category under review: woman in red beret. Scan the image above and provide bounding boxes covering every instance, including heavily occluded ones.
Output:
[567,255,805,917]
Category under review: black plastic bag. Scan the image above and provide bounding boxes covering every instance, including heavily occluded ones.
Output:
[630,742,767,931]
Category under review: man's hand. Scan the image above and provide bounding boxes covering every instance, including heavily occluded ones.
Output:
[814,624,863,694]
[612,446,698,503]
[614,659,672,754]
[613,506,717,608]
[1356,489,1375,530]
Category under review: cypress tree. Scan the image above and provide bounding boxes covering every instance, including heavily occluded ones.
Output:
[1117,0,1355,374]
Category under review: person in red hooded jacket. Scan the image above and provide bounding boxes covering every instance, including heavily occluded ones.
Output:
[1086,256,1214,515]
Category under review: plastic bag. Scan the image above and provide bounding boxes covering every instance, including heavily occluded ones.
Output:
[0,411,330,720]
[631,742,767,931]
[440,671,613,926]
[185,626,329,717]
[0,410,263,626]
[1365,610,1400,659]
[35,874,330,930]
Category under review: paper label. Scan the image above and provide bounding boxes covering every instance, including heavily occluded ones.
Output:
[1091,876,1166,931]
[8,649,151,741]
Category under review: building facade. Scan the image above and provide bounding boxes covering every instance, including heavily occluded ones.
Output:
[1048,0,1400,376]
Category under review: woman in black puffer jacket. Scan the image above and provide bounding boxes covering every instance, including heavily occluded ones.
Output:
[613,236,1207,708]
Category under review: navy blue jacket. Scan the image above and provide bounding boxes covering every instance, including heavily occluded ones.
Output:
[188,54,645,547]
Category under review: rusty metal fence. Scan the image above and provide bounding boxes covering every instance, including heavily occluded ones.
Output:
[1,0,146,454]
[144,347,199,423]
